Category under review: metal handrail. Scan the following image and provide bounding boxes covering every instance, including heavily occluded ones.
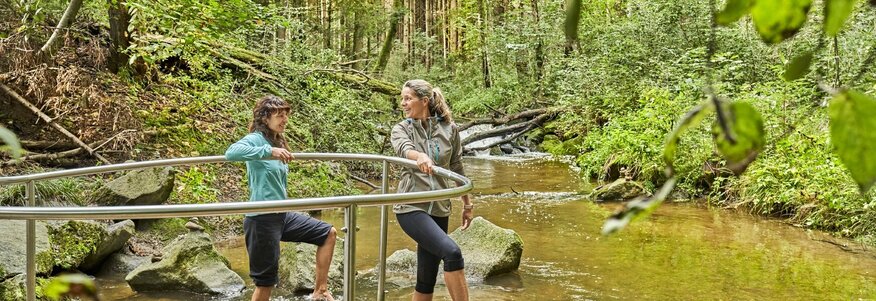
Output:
[0,154,473,301]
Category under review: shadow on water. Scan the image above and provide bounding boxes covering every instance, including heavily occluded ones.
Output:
[97,154,876,300]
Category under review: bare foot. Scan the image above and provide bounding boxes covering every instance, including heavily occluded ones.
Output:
[309,290,335,301]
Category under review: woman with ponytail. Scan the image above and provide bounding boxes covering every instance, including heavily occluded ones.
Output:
[390,79,473,301]
[225,95,337,301]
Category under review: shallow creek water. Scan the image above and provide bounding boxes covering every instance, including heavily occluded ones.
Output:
[96,154,876,300]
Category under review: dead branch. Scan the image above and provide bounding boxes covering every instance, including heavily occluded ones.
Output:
[0,83,111,164]
[20,140,78,150]
[350,174,378,190]
[461,112,555,146]
[3,129,134,165]
[463,112,556,152]
[459,108,548,131]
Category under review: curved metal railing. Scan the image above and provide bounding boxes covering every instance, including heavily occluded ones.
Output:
[0,154,473,301]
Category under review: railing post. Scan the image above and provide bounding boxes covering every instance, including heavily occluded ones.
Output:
[26,181,36,301]
[343,203,358,300]
[377,160,389,301]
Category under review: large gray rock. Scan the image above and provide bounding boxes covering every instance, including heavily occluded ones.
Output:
[278,238,344,293]
[91,167,175,206]
[384,217,523,283]
[449,217,523,281]
[125,232,244,296]
[97,252,151,276]
[80,220,136,271]
[0,220,53,278]
[589,178,647,202]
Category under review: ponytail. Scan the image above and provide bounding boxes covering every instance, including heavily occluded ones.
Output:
[403,79,454,123]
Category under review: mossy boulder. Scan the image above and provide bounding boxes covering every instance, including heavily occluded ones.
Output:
[90,167,175,206]
[0,220,53,278]
[589,178,647,202]
[125,232,244,296]
[384,217,523,283]
[45,220,135,272]
[278,238,344,293]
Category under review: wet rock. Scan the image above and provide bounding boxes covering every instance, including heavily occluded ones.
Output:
[489,146,504,156]
[589,178,647,202]
[125,232,244,296]
[278,238,344,293]
[97,252,151,276]
[499,144,515,154]
[90,167,175,207]
[384,217,523,283]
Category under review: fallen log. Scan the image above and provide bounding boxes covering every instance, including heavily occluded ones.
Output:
[459,108,548,131]
[461,111,556,152]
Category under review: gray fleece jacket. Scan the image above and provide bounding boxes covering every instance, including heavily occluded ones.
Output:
[390,117,465,217]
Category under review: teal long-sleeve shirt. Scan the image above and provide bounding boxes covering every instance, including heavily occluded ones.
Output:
[225,132,288,216]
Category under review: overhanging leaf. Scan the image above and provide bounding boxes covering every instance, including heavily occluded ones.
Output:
[783,51,814,81]
[0,126,22,159]
[751,0,813,44]
[825,0,857,36]
[663,101,714,176]
[712,101,765,174]
[716,0,755,25]
[602,177,678,235]
[828,89,876,192]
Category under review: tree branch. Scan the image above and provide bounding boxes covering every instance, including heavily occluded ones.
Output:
[38,0,84,57]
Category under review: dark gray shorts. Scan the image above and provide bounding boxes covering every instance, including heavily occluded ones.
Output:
[243,212,333,287]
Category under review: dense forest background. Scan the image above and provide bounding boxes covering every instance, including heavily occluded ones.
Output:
[0,0,874,244]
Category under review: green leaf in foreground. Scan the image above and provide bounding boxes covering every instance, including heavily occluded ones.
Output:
[0,126,22,159]
[825,0,857,36]
[750,0,813,44]
[602,177,677,235]
[663,101,713,176]
[828,89,876,192]
[716,0,754,25]
[783,51,814,81]
[712,101,765,174]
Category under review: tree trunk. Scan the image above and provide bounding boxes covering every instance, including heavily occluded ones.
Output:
[351,11,364,69]
[107,0,131,73]
[477,0,492,88]
[375,0,404,73]
[39,0,85,57]
[531,0,544,98]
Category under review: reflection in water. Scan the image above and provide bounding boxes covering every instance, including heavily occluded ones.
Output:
[97,155,876,300]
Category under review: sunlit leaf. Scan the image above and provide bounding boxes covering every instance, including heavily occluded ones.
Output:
[783,51,814,81]
[663,101,713,176]
[751,0,813,44]
[716,0,754,25]
[825,0,857,36]
[564,0,582,43]
[0,126,22,159]
[602,177,677,235]
[44,273,97,300]
[712,102,765,174]
[828,89,876,192]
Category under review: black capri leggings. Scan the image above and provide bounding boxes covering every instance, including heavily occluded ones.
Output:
[396,211,465,294]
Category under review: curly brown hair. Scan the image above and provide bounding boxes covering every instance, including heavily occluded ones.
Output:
[248,95,291,149]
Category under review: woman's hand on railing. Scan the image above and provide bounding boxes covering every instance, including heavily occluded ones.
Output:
[415,152,434,175]
[271,147,295,163]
